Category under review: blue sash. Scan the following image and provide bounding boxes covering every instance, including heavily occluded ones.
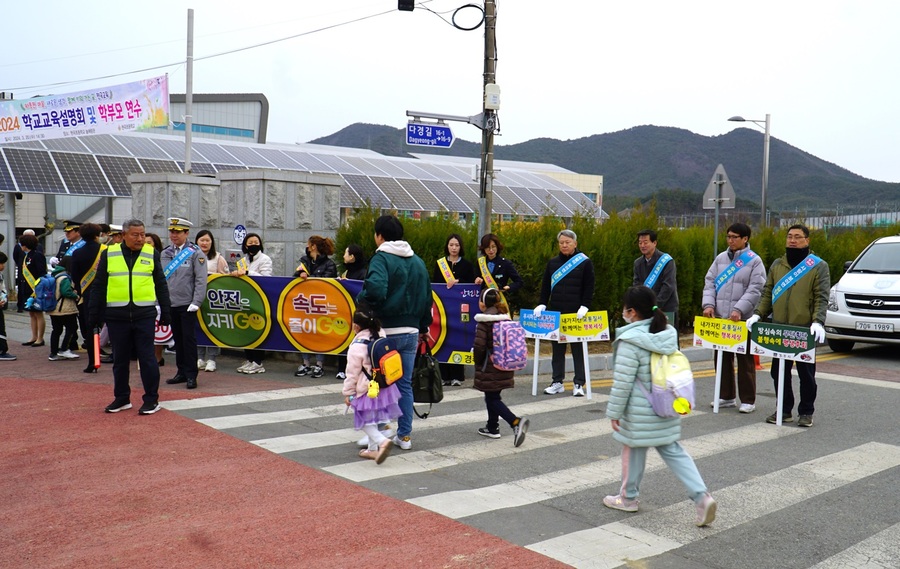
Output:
[550,252,588,290]
[64,239,86,257]
[163,245,196,280]
[643,253,672,289]
[772,254,823,305]
[714,250,757,293]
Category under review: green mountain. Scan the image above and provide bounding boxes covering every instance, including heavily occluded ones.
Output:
[311,123,899,212]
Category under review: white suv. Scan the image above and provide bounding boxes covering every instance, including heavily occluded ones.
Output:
[824,235,900,352]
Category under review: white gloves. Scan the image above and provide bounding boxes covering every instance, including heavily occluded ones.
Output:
[576,306,589,319]
[745,314,760,330]
[49,256,60,268]
[187,304,200,313]
[810,322,825,343]
[533,304,546,317]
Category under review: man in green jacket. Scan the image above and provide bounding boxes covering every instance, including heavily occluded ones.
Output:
[747,224,830,427]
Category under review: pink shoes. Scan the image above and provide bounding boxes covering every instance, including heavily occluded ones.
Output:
[695,493,717,527]
[602,494,639,512]
[359,438,394,465]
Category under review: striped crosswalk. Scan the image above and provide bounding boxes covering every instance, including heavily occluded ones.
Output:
[165,369,900,569]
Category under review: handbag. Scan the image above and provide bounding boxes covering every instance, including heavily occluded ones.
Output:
[412,340,443,419]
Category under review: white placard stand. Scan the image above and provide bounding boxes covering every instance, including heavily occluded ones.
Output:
[531,338,593,400]
[712,349,724,413]
[775,358,786,426]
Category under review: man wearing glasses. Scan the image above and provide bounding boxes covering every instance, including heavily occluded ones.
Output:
[747,224,830,427]
[701,223,767,414]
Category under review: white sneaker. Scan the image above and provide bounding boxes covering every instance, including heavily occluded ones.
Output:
[244,362,265,374]
[572,385,585,397]
[237,360,252,373]
[739,403,756,413]
[205,360,217,372]
[197,359,205,369]
[710,398,736,408]
[392,435,412,450]
[58,350,80,360]
[336,371,346,381]
[544,382,565,395]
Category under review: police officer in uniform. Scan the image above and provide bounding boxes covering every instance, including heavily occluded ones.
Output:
[89,219,171,415]
[161,218,208,390]
[53,220,82,264]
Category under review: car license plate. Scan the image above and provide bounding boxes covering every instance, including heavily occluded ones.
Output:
[855,322,894,332]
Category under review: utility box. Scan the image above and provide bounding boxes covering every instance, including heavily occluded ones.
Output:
[484,84,501,110]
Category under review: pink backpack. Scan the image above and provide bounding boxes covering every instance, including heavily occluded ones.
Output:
[491,320,527,371]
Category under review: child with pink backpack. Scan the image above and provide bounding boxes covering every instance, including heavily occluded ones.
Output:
[472,288,529,446]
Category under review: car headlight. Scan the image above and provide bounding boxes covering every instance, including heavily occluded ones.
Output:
[828,286,838,311]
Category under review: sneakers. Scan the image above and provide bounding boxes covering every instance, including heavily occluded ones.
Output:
[572,384,585,397]
[237,360,253,373]
[138,401,161,415]
[450,379,463,386]
[739,403,756,414]
[204,360,216,372]
[603,494,639,513]
[513,417,529,447]
[310,365,324,379]
[477,427,501,439]
[766,412,794,424]
[0,352,17,361]
[710,398,737,408]
[336,371,346,381]
[695,493,717,527]
[58,349,80,360]
[544,382,565,395]
[797,415,814,427]
[104,399,132,413]
[442,379,453,386]
[244,362,266,374]
[294,365,311,377]
[392,435,412,450]
[48,353,62,361]
[197,358,205,369]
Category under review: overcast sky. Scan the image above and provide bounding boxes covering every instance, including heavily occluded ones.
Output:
[4,0,899,183]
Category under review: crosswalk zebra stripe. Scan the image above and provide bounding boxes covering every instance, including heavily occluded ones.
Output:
[251,395,603,453]
[161,385,344,411]
[526,442,900,569]
[810,520,900,568]
[197,388,485,429]
[817,371,900,390]
[406,422,804,519]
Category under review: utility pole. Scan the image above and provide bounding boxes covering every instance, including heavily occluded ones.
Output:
[477,0,497,240]
[184,9,194,174]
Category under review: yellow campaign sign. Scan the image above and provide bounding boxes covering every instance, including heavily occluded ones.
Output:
[692,316,749,353]
[558,311,610,343]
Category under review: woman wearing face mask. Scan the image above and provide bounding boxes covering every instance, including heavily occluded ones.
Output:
[233,233,272,374]
[603,285,717,528]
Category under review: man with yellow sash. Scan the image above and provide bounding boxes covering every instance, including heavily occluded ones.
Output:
[89,219,171,415]
[747,224,830,428]
[70,223,106,373]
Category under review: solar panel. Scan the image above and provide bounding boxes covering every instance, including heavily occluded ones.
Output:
[364,159,409,178]
[0,151,17,192]
[42,137,91,154]
[0,140,45,150]
[370,177,421,210]
[509,186,554,216]
[193,141,241,164]
[421,180,472,213]
[287,152,333,173]
[496,170,534,188]
[138,158,181,174]
[96,155,141,196]
[253,147,301,170]
[431,163,473,183]
[114,135,170,159]
[178,161,217,175]
[527,187,573,217]
[52,152,114,196]
[397,179,444,212]
[392,160,437,180]
[487,185,514,215]
[79,134,130,156]
[551,189,586,214]
[152,138,188,161]
[493,185,538,216]
[4,148,66,194]
[219,145,274,168]
[446,182,480,211]
[408,162,460,182]
[339,183,363,208]
[213,163,247,171]
[341,174,389,208]
[533,172,575,190]
[311,153,361,174]
[340,156,388,177]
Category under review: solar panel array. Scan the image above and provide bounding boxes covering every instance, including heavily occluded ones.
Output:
[0,133,603,218]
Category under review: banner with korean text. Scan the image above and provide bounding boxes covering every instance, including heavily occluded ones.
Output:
[692,316,749,353]
[750,322,816,363]
[196,276,479,364]
[0,76,168,144]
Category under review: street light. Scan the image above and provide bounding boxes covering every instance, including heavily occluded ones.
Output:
[728,114,771,227]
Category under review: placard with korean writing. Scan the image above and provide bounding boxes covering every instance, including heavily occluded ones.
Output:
[0,76,168,144]
[558,311,610,343]
[750,322,816,363]
[692,316,749,353]
[520,309,561,341]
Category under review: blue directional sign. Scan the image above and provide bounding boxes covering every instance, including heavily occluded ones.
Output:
[406,122,454,148]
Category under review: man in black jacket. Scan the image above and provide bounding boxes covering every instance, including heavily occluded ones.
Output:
[535,230,595,397]
[633,229,679,325]
[89,219,171,415]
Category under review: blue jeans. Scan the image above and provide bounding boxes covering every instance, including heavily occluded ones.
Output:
[390,331,419,438]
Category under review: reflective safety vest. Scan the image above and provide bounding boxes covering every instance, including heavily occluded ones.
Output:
[106,243,157,307]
